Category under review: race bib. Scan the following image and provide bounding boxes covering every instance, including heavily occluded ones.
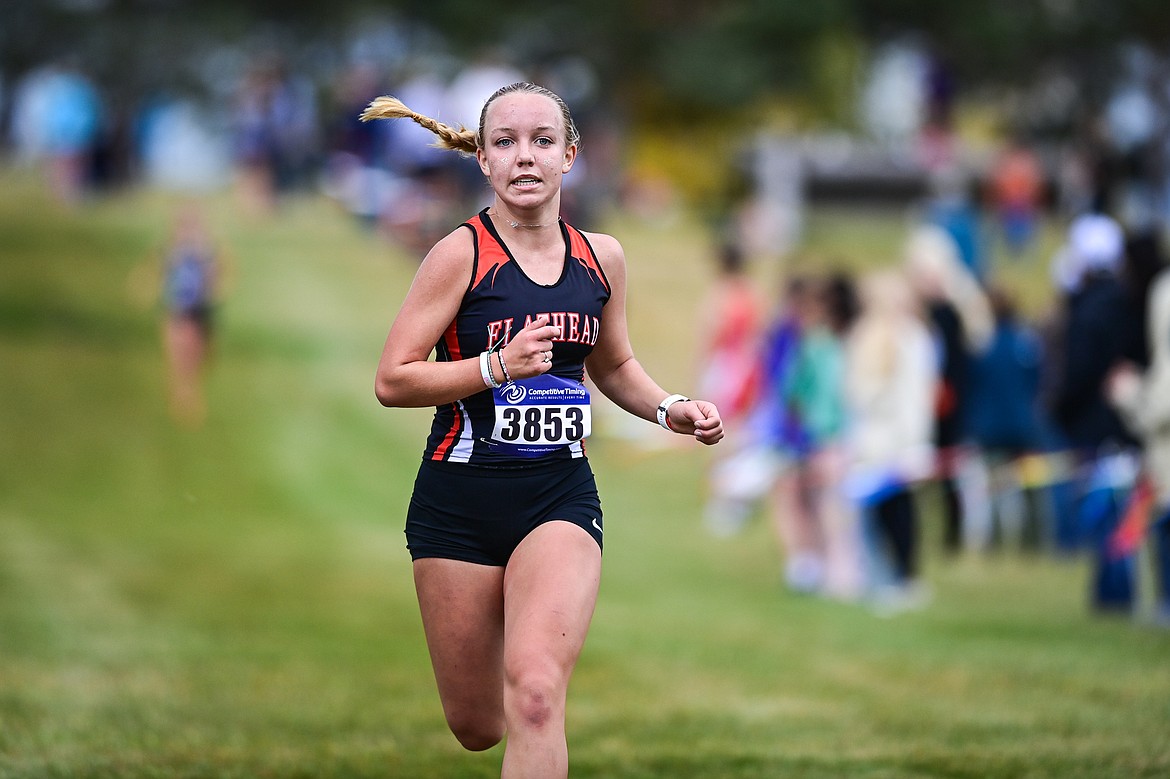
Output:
[489,374,591,457]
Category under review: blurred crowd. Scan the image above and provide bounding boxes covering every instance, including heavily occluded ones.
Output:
[1,48,621,250]
[688,40,1170,623]
[701,201,1170,622]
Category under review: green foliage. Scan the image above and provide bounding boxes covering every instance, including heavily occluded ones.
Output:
[2,170,1169,778]
[7,0,1170,123]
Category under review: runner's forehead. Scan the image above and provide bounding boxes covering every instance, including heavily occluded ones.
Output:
[483,94,563,135]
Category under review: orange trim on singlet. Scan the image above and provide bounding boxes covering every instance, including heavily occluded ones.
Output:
[440,316,462,361]
[430,314,466,461]
[567,226,610,295]
[431,403,463,461]
[467,215,512,291]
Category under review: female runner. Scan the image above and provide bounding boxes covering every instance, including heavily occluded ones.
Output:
[363,81,723,778]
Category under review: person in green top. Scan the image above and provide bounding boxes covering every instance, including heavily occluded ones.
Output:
[773,273,860,598]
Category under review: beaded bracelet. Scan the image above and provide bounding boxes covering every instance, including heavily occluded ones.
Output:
[496,350,512,384]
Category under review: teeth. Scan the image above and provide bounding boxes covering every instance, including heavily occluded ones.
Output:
[514,178,539,185]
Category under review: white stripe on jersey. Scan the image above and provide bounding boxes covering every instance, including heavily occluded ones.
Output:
[447,401,476,463]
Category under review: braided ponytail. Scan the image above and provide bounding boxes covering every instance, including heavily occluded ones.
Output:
[359,82,580,158]
[359,96,479,155]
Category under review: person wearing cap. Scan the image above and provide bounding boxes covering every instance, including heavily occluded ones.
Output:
[1048,212,1146,613]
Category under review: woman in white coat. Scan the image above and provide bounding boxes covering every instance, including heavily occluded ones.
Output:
[843,269,938,611]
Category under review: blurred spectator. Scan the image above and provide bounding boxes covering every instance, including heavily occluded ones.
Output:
[8,62,104,204]
[1122,230,1168,364]
[230,59,281,214]
[269,71,321,193]
[698,243,763,536]
[780,273,862,599]
[1056,117,1119,221]
[843,268,938,614]
[923,164,985,281]
[965,286,1051,551]
[986,136,1045,259]
[136,97,232,192]
[739,137,805,260]
[696,242,763,428]
[1106,236,1170,625]
[321,61,394,225]
[229,56,319,215]
[860,40,928,146]
[767,275,840,593]
[703,274,803,538]
[1047,211,1144,613]
[754,276,815,459]
[905,224,993,555]
[1102,46,1166,231]
[918,51,959,172]
[758,278,820,590]
[1049,214,1145,445]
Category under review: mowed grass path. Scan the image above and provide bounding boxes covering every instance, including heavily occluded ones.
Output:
[1,169,1167,778]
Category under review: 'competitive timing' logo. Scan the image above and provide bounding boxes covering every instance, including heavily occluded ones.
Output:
[502,384,527,404]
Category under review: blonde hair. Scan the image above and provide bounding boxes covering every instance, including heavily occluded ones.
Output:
[851,269,919,381]
[359,81,580,157]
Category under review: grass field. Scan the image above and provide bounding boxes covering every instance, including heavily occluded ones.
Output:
[1,167,1168,778]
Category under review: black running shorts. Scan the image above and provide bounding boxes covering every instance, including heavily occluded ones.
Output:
[405,457,603,566]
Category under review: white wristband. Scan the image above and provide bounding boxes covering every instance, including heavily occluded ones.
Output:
[480,351,500,389]
[656,394,690,430]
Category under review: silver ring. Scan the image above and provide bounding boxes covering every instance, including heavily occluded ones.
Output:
[543,352,552,363]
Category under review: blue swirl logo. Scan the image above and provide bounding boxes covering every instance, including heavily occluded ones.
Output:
[503,384,527,404]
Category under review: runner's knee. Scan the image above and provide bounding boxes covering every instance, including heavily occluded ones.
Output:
[505,663,565,732]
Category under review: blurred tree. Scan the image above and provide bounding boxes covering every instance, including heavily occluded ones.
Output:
[6,0,1170,122]
[5,0,1170,219]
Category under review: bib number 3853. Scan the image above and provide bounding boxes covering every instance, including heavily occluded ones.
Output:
[490,374,591,457]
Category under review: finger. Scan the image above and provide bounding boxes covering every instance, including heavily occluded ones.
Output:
[521,316,562,342]
[694,420,724,439]
[537,324,562,342]
[693,409,723,429]
[697,429,724,445]
[697,418,723,435]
